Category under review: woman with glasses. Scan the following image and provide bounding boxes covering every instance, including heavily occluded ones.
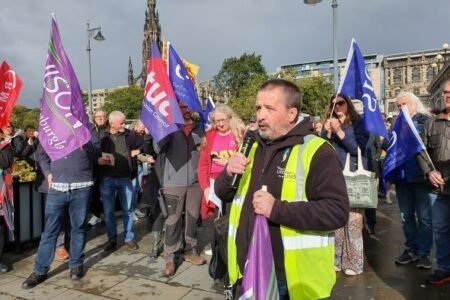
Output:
[323,94,371,276]
[197,104,244,298]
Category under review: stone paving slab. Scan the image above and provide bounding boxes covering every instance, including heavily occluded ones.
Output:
[169,263,222,294]
[46,267,128,295]
[53,289,111,300]
[181,289,225,300]
[100,276,190,299]
[0,277,68,300]
[92,249,147,274]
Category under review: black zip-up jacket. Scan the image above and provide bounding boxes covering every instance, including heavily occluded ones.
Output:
[99,128,141,180]
[418,112,450,195]
[215,119,349,279]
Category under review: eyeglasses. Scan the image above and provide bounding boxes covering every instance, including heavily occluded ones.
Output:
[215,118,229,124]
[332,100,346,107]
[95,115,106,119]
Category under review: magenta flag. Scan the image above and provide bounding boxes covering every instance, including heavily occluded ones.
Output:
[240,214,280,300]
[140,40,184,143]
[38,15,91,161]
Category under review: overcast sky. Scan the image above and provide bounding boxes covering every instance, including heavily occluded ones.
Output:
[1,0,449,108]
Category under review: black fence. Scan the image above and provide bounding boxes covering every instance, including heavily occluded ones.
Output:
[12,177,45,246]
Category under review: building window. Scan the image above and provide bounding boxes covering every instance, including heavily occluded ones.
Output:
[412,67,421,83]
[413,88,420,95]
[393,69,402,84]
[426,66,435,81]
[394,89,401,97]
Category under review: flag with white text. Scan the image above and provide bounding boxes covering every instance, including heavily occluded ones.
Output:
[338,39,388,139]
[39,15,91,161]
[0,61,23,128]
[383,106,426,182]
[202,96,215,128]
[168,43,204,120]
[140,40,184,143]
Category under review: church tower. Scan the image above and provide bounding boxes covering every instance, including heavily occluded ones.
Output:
[128,0,162,87]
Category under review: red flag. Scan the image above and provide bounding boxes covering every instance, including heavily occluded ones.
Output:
[0,61,23,128]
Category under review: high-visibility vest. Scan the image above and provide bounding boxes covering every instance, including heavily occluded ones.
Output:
[227,135,336,300]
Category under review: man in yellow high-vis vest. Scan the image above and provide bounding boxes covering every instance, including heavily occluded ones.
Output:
[215,79,349,300]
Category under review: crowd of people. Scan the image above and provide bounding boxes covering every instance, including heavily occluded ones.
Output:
[0,77,448,299]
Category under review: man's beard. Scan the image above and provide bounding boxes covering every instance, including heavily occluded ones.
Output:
[258,129,272,141]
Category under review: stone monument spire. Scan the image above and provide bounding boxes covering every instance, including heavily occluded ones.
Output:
[140,0,162,87]
[128,56,135,86]
[127,0,162,87]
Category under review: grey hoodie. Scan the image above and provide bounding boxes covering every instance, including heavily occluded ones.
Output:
[153,122,204,188]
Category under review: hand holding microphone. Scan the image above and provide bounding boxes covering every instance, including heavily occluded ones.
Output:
[227,134,254,189]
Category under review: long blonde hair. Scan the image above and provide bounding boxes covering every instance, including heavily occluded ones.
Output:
[210,104,245,144]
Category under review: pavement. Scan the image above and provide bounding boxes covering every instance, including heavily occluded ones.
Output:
[0,199,450,299]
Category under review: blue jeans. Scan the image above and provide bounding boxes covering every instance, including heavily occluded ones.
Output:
[131,165,144,209]
[101,177,134,242]
[430,193,450,272]
[34,187,91,275]
[396,183,433,257]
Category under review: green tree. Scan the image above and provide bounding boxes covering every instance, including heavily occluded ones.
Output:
[298,76,333,118]
[11,105,39,129]
[271,66,298,82]
[103,86,144,119]
[213,52,267,98]
[228,73,267,121]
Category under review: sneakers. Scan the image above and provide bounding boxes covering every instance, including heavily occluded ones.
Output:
[224,284,234,300]
[426,270,450,285]
[126,239,139,250]
[88,215,102,226]
[344,269,359,276]
[55,246,69,261]
[395,250,418,265]
[0,262,9,273]
[22,272,47,289]
[134,209,146,218]
[416,256,432,269]
[162,261,175,277]
[103,240,117,252]
[70,266,84,281]
[184,253,206,265]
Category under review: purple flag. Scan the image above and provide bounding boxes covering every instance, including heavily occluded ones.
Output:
[140,41,184,142]
[38,15,91,161]
[240,214,279,300]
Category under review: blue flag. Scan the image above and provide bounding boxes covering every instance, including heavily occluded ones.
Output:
[338,39,388,139]
[140,41,184,143]
[202,96,215,128]
[168,43,204,118]
[383,106,426,182]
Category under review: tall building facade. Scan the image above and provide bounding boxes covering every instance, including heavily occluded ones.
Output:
[427,59,450,111]
[383,49,441,115]
[280,54,384,110]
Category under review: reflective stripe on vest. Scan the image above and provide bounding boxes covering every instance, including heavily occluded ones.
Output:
[282,233,334,250]
[281,135,335,300]
[228,135,336,300]
[227,142,258,285]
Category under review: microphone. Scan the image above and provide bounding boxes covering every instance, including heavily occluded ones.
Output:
[230,133,255,189]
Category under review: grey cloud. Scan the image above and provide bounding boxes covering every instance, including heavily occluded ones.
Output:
[1,0,449,108]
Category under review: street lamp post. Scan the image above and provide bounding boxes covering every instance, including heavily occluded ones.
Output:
[443,43,449,63]
[86,22,105,122]
[304,0,339,91]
